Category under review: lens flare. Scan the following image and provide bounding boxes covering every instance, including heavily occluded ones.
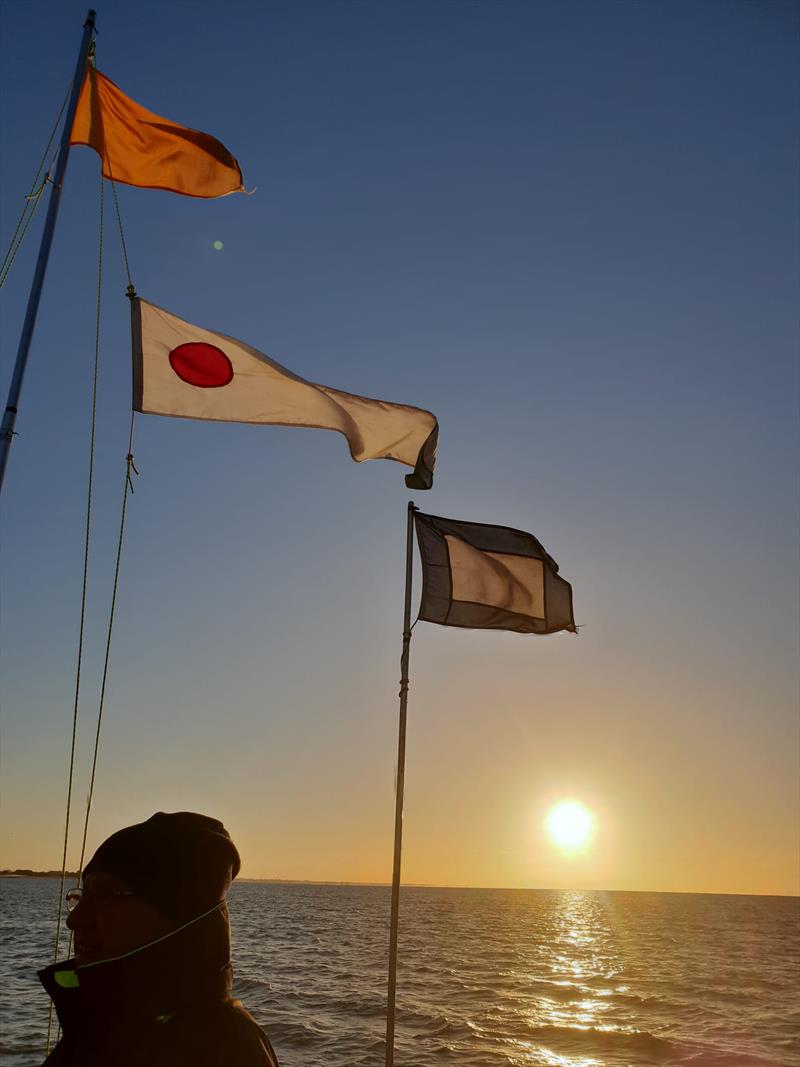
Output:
[545,800,594,851]
[213,240,224,251]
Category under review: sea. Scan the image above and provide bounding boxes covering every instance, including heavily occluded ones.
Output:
[0,879,797,1067]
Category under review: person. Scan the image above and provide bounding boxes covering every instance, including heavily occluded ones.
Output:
[39,811,279,1066]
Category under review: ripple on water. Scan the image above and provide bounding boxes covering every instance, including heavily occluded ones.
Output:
[1,880,797,1067]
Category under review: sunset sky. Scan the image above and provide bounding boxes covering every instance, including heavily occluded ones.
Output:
[1,0,797,896]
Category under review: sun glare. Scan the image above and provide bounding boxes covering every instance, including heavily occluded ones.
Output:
[545,800,595,852]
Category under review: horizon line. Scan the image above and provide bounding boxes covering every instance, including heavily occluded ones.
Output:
[236,878,798,898]
[2,870,796,898]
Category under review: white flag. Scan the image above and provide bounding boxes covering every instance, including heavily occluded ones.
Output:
[132,298,438,487]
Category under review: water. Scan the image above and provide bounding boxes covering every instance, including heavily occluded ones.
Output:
[1,879,797,1066]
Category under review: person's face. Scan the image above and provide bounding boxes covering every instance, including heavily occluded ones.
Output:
[66,870,176,966]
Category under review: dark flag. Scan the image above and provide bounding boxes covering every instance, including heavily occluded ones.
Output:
[413,511,576,635]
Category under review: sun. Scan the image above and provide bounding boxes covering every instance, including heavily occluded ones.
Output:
[545,800,595,852]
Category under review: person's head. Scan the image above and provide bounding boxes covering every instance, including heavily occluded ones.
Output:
[66,811,240,967]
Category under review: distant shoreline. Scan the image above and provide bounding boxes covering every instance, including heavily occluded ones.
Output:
[1,872,796,898]
[1,870,79,879]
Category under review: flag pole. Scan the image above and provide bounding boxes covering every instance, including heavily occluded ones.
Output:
[385,499,417,1067]
[0,9,97,493]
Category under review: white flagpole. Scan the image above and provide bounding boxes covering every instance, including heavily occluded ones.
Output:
[385,500,417,1067]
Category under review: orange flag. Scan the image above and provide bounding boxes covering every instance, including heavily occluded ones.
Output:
[70,67,244,198]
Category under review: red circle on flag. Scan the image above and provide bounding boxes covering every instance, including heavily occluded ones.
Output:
[168,342,233,388]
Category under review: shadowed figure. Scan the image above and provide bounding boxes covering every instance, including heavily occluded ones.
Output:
[39,811,279,1066]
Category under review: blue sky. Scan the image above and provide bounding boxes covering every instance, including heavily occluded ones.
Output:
[1,0,798,892]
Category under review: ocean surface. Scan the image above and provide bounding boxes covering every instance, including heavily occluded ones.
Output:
[0,879,797,1066]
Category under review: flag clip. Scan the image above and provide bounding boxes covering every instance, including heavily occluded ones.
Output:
[126,453,139,494]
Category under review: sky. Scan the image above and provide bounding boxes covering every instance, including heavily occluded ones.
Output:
[0,0,797,895]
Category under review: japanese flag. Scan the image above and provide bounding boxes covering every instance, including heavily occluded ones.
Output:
[132,297,438,489]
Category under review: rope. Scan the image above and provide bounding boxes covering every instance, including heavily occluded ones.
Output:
[0,178,47,290]
[57,169,140,982]
[0,83,70,289]
[72,173,137,881]
[75,416,138,881]
[45,166,104,1056]
[108,176,133,291]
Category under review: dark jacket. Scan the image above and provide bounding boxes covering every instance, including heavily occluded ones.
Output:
[39,904,278,1067]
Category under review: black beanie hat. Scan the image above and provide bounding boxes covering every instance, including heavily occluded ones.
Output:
[83,812,241,922]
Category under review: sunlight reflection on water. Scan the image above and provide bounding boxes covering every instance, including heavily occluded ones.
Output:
[529,890,623,1041]
[537,1050,602,1067]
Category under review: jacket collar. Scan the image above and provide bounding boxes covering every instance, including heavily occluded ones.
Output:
[39,903,233,1034]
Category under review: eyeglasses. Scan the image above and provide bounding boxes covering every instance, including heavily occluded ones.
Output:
[65,887,138,912]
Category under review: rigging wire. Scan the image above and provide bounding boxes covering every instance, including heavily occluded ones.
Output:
[72,158,139,883]
[109,173,134,292]
[74,411,138,880]
[45,165,104,1056]
[0,83,71,289]
[0,179,46,291]
[66,171,139,957]
[44,161,138,1056]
